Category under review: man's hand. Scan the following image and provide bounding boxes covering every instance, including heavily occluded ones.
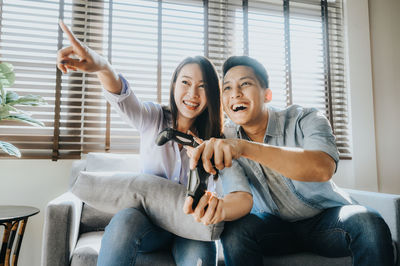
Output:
[57,20,109,74]
[183,192,226,225]
[188,138,244,174]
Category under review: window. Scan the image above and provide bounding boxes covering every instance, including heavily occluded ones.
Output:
[0,0,350,159]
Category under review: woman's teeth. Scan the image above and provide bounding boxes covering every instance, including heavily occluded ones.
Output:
[184,100,199,107]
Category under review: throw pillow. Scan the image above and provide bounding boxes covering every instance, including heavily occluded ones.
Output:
[85,152,141,172]
[70,171,224,241]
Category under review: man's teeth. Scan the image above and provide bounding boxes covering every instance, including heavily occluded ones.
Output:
[232,104,247,112]
[184,101,199,107]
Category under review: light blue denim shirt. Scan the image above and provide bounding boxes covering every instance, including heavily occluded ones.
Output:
[103,75,252,196]
[224,105,355,217]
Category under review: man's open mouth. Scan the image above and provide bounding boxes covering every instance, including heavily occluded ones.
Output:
[232,104,247,112]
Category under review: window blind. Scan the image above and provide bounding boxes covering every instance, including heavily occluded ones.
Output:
[0,0,351,159]
[226,0,351,158]
[0,0,60,159]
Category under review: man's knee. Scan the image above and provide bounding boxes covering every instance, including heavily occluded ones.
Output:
[221,214,262,250]
[341,206,392,245]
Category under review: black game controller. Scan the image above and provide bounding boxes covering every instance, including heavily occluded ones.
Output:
[156,128,217,209]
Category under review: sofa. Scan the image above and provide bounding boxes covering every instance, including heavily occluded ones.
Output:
[42,153,400,266]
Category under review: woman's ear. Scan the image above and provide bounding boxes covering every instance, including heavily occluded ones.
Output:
[264,88,272,103]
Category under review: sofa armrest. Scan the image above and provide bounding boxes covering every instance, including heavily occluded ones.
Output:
[41,192,83,266]
[344,189,400,244]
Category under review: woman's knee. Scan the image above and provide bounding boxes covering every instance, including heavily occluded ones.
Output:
[105,208,149,239]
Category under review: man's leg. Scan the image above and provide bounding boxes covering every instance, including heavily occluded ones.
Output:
[294,205,394,266]
[97,207,173,266]
[220,213,300,266]
[172,237,217,266]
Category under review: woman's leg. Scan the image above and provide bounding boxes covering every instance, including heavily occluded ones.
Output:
[172,237,217,266]
[97,207,173,266]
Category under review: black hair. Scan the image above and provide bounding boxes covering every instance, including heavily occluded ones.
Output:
[163,56,222,140]
[222,56,269,89]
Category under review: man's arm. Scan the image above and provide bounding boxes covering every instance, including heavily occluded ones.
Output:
[189,138,336,182]
[237,139,335,182]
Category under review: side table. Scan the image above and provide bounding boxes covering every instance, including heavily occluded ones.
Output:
[0,206,39,266]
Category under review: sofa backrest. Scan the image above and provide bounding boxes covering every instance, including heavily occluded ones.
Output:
[70,152,142,232]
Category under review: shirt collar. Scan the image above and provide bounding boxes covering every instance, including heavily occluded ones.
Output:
[236,105,282,142]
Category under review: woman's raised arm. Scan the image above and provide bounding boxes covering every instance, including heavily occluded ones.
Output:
[57,20,122,94]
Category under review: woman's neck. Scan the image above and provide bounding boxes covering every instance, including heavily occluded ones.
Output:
[176,122,194,151]
[176,115,195,134]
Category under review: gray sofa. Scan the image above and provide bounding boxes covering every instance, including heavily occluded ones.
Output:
[42,154,400,266]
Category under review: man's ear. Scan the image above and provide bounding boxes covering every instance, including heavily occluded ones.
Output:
[264,88,272,103]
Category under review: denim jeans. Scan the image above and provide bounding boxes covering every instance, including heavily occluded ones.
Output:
[97,208,217,266]
[221,205,394,266]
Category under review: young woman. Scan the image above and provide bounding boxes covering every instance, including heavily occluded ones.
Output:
[56,22,252,266]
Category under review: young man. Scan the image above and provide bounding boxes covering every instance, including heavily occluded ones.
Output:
[185,56,394,266]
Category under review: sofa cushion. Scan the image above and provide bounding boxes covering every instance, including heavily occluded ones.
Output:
[71,171,224,241]
[79,204,114,234]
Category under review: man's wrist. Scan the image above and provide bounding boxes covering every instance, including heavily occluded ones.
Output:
[218,198,226,221]
[238,139,249,158]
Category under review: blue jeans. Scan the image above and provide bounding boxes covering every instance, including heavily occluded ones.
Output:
[97,207,216,266]
[221,205,394,266]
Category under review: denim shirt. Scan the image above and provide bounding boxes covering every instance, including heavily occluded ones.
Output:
[224,105,355,216]
[103,75,252,196]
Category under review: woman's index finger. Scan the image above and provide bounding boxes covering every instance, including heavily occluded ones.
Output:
[59,20,84,51]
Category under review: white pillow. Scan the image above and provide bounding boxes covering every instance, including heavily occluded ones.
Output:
[85,152,141,172]
[70,171,224,241]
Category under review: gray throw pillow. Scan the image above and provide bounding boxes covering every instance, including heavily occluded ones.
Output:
[70,171,224,241]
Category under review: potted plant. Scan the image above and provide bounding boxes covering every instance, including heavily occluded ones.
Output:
[0,62,46,157]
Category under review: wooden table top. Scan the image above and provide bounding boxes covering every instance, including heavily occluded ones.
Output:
[0,206,40,222]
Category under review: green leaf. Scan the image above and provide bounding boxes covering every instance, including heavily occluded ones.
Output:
[5,90,19,104]
[3,114,45,127]
[9,94,47,106]
[0,62,15,87]
[0,104,15,119]
[0,62,14,72]
[0,141,21,158]
[0,84,4,104]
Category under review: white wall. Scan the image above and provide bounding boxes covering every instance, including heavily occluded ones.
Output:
[0,160,73,266]
[333,0,400,195]
[332,0,379,191]
[368,0,400,194]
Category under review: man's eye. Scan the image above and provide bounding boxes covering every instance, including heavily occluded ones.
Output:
[241,81,250,86]
[182,80,189,85]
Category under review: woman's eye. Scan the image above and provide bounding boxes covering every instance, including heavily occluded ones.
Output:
[223,86,231,91]
[182,80,189,85]
[241,81,250,87]
[198,84,205,89]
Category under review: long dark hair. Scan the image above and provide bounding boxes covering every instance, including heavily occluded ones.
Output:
[163,56,222,140]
